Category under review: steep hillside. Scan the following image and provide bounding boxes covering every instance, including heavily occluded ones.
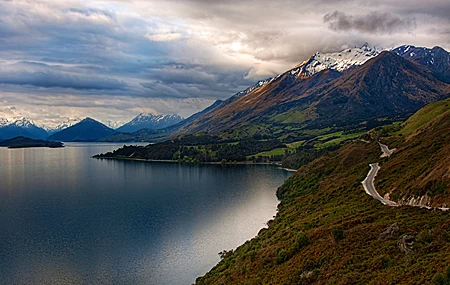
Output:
[196,99,450,285]
[48,118,117,142]
[375,99,450,207]
[306,51,449,126]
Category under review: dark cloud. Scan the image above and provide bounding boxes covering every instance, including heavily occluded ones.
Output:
[324,11,416,35]
[0,70,127,90]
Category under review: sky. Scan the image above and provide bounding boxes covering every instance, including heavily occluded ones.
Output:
[0,0,449,128]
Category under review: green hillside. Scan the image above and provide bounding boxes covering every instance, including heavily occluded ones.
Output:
[399,98,450,136]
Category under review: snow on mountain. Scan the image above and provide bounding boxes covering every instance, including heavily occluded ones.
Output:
[392,45,450,83]
[117,113,184,133]
[0,118,8,127]
[0,117,48,140]
[8,117,38,128]
[104,120,122,130]
[227,44,383,102]
[46,118,82,135]
[235,78,273,98]
[289,43,383,78]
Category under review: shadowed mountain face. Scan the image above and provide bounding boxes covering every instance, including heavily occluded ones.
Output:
[175,51,450,135]
[393,45,450,83]
[48,118,117,142]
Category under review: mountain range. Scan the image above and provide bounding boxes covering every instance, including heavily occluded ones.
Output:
[0,118,48,141]
[0,113,184,142]
[47,118,118,142]
[103,44,449,143]
[173,47,449,136]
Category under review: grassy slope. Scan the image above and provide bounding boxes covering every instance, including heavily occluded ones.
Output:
[376,103,450,205]
[399,98,450,136]
[196,101,450,284]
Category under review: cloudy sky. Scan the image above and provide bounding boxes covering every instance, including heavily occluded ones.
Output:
[0,0,449,127]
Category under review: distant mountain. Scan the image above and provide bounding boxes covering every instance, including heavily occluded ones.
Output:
[48,117,118,142]
[393,45,450,83]
[46,118,81,135]
[117,113,184,133]
[104,120,122,130]
[0,117,48,141]
[100,100,222,142]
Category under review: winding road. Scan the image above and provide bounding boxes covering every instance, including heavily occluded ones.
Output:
[362,143,449,211]
[361,163,398,206]
[379,143,396,158]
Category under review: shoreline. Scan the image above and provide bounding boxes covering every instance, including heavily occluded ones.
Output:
[93,156,298,170]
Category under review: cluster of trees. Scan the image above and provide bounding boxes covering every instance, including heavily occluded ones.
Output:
[95,138,286,163]
[281,144,340,170]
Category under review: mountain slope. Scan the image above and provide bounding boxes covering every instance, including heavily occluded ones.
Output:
[307,51,449,126]
[48,118,117,142]
[196,98,450,285]
[177,51,450,136]
[117,113,184,133]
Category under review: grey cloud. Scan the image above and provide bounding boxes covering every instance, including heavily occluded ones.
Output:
[0,70,127,90]
[324,11,417,35]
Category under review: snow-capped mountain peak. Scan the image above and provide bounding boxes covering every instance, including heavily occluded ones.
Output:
[133,113,183,124]
[117,113,184,133]
[103,119,122,129]
[0,117,48,140]
[226,44,383,103]
[9,117,37,128]
[46,118,82,134]
[290,44,383,77]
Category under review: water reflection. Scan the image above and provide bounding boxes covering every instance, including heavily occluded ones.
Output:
[0,143,291,284]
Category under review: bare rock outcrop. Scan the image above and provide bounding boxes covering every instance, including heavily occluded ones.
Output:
[379,223,399,239]
[397,234,414,254]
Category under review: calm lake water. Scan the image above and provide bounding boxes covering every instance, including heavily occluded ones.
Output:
[0,143,292,285]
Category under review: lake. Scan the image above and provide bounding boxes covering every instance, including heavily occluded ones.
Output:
[0,143,292,285]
